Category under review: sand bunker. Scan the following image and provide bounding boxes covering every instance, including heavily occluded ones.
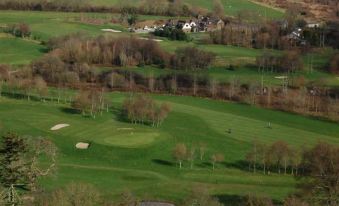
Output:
[274,76,288,79]
[138,37,163,42]
[51,124,70,131]
[101,29,122,33]
[75,142,90,149]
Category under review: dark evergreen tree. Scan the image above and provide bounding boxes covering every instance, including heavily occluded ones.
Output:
[0,133,28,186]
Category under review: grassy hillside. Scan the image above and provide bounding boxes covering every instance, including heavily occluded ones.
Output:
[0,93,338,203]
[90,0,284,19]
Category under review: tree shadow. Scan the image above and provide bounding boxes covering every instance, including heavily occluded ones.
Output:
[112,107,130,123]
[223,160,249,172]
[215,194,245,206]
[196,162,212,168]
[59,107,80,115]
[39,47,50,53]
[152,159,174,167]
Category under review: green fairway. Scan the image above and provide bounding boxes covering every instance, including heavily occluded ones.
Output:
[0,93,338,203]
[0,11,144,41]
[89,0,284,19]
[0,11,115,41]
[101,131,163,147]
[0,36,46,65]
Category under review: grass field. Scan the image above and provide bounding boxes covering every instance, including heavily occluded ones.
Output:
[0,35,46,65]
[90,0,284,19]
[0,93,338,203]
[0,11,121,41]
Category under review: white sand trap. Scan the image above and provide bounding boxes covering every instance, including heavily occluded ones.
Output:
[138,37,163,42]
[51,124,70,131]
[274,76,288,79]
[101,29,122,33]
[117,128,134,131]
[75,142,90,149]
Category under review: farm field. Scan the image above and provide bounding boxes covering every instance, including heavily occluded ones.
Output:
[0,93,338,204]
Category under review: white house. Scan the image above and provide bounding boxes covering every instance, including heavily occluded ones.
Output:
[182,23,192,32]
[189,21,197,27]
[306,22,321,28]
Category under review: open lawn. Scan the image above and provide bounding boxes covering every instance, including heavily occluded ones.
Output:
[0,93,338,203]
[0,35,45,65]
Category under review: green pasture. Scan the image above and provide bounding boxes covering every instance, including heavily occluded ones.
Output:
[0,93,338,203]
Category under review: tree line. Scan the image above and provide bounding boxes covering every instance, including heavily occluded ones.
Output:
[172,142,224,170]
[43,34,215,70]
[256,50,304,73]
[245,140,302,175]
[1,59,339,122]
[245,140,339,206]
[2,23,31,38]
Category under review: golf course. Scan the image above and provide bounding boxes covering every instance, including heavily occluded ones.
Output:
[0,0,338,205]
[0,92,338,203]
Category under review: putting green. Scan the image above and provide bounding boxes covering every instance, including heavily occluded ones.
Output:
[100,132,162,148]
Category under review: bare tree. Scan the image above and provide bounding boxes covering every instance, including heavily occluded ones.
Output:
[269,141,290,174]
[299,142,339,206]
[0,65,10,98]
[198,142,206,161]
[173,143,187,169]
[26,138,57,191]
[187,145,196,169]
[284,197,309,206]
[34,183,103,206]
[210,153,224,170]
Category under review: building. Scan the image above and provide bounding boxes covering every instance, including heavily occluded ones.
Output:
[182,23,192,33]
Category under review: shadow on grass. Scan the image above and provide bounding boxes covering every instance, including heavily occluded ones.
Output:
[112,107,130,123]
[60,107,80,115]
[223,160,249,172]
[113,106,154,127]
[39,47,50,53]
[152,159,174,167]
[215,194,245,206]
[196,162,212,169]
[215,194,283,206]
